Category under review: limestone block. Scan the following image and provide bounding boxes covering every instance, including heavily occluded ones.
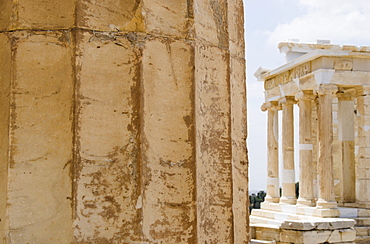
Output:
[0,0,12,31]
[332,72,370,86]
[227,0,245,59]
[280,81,298,97]
[230,56,249,243]
[355,218,370,226]
[281,219,355,231]
[356,136,370,146]
[74,30,142,243]
[357,126,370,138]
[359,115,370,126]
[353,58,370,71]
[0,33,11,242]
[141,39,196,243]
[357,147,370,159]
[255,226,280,242]
[194,0,228,48]
[142,0,192,38]
[313,208,340,218]
[265,86,282,101]
[281,221,316,231]
[312,57,334,71]
[195,44,233,243]
[6,31,74,243]
[339,228,356,242]
[299,74,316,90]
[280,229,353,244]
[355,226,369,236]
[358,209,370,217]
[77,0,143,32]
[0,0,75,31]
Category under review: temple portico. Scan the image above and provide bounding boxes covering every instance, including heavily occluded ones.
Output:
[251,41,370,243]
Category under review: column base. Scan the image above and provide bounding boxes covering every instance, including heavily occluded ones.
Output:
[312,208,340,218]
[279,196,296,205]
[315,199,339,217]
[358,201,370,209]
[316,199,338,209]
[296,197,314,207]
[264,196,280,203]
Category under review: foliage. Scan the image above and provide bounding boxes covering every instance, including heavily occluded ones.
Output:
[249,190,266,212]
[249,182,300,213]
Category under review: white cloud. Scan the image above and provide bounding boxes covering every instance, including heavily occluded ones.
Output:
[267,0,370,46]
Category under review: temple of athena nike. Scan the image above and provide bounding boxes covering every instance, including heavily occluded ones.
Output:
[252,40,370,243]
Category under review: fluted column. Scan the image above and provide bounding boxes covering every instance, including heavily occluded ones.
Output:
[357,85,370,208]
[0,0,248,243]
[316,84,339,213]
[296,91,315,207]
[262,101,280,203]
[279,96,297,205]
[337,89,356,204]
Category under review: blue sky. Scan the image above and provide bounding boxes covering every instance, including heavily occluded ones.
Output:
[243,0,370,192]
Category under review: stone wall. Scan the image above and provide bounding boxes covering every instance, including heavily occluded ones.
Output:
[0,0,248,243]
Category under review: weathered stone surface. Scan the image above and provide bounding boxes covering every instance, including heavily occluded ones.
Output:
[194,0,228,47]
[0,0,75,31]
[141,39,196,243]
[230,55,249,243]
[74,30,142,243]
[0,33,11,243]
[280,228,356,244]
[281,219,355,231]
[0,0,12,31]
[227,0,245,59]
[0,1,248,243]
[6,31,74,243]
[195,44,233,243]
[142,0,192,38]
[76,0,143,32]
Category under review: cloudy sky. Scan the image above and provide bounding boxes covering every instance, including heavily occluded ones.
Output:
[244,0,370,192]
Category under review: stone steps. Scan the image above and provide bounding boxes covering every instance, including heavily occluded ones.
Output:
[250,239,276,244]
[250,215,284,226]
[250,207,359,243]
[354,217,370,226]
[353,218,370,243]
[339,207,370,218]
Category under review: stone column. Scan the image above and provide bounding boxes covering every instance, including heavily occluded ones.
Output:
[337,89,356,204]
[0,0,248,243]
[0,5,75,242]
[228,0,249,241]
[261,101,280,203]
[296,91,315,207]
[279,96,297,205]
[357,85,370,208]
[195,0,248,243]
[316,84,339,215]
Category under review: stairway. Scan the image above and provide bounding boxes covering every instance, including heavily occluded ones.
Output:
[250,206,362,243]
[353,216,370,243]
[338,207,370,243]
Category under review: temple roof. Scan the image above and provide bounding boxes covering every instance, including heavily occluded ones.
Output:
[255,40,370,82]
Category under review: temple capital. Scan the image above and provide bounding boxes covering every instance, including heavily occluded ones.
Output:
[314,84,338,96]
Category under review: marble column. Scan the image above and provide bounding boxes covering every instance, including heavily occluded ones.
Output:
[296,91,315,207]
[279,96,297,205]
[357,85,370,208]
[316,84,338,212]
[262,101,281,203]
[337,90,356,204]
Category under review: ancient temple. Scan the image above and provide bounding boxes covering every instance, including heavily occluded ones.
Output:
[252,41,370,243]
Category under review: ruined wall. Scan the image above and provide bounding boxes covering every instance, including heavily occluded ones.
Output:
[0,0,248,243]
